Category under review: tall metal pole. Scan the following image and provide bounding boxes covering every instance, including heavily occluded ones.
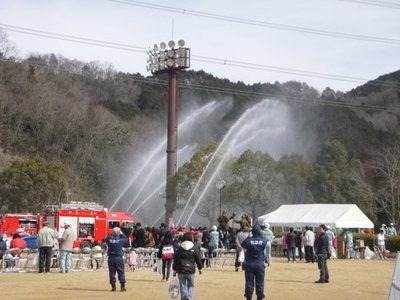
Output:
[146,40,190,228]
[166,70,178,178]
[165,70,178,226]
[219,188,222,216]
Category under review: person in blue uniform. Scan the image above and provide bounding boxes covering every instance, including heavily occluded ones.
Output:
[241,224,267,300]
[105,227,129,292]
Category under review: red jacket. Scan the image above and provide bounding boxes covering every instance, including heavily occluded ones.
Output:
[10,238,26,256]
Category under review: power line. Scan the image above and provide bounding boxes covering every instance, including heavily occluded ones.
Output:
[0,23,146,53]
[1,56,400,113]
[108,0,400,45]
[337,0,400,9]
[2,23,399,90]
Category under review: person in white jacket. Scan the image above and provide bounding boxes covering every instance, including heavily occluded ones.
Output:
[304,226,315,263]
[58,221,75,273]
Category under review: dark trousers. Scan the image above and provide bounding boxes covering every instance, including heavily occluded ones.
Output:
[244,261,265,299]
[162,258,172,280]
[39,246,52,272]
[317,254,329,282]
[108,256,126,284]
[305,246,315,262]
[287,247,296,262]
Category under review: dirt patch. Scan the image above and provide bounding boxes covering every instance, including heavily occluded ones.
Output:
[0,257,394,300]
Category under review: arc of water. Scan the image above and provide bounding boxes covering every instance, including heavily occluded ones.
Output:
[124,154,166,213]
[151,211,166,227]
[109,101,217,211]
[176,113,255,224]
[130,181,166,215]
[125,144,193,213]
[183,100,272,226]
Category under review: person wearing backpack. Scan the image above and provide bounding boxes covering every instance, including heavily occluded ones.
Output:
[158,230,176,281]
[173,232,203,300]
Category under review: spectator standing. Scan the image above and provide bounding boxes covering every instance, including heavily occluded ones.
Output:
[377,230,386,259]
[133,223,145,248]
[304,226,315,263]
[295,231,303,261]
[158,230,175,281]
[37,220,59,273]
[235,227,250,271]
[241,225,267,300]
[105,227,129,292]
[260,222,274,266]
[0,234,7,259]
[120,222,132,246]
[315,224,330,283]
[380,224,387,235]
[325,226,336,259]
[58,221,75,273]
[207,225,220,267]
[342,229,354,259]
[387,223,397,236]
[127,248,137,271]
[281,234,288,257]
[173,232,203,300]
[286,227,297,263]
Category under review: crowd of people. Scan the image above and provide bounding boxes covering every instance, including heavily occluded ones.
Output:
[0,216,397,300]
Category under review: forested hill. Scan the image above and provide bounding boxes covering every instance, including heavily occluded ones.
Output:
[0,54,399,223]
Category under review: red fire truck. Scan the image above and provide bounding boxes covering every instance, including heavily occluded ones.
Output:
[0,213,42,237]
[0,202,135,248]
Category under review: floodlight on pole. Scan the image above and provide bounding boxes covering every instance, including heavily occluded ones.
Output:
[145,40,190,227]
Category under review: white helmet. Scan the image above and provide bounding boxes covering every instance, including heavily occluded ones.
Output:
[212,225,217,231]
[263,221,270,229]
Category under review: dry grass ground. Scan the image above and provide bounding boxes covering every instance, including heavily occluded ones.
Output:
[0,257,395,300]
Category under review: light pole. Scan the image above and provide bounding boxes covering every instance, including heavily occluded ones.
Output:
[216,180,226,216]
[146,40,190,226]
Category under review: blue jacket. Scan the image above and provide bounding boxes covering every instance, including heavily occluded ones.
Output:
[105,234,129,257]
[241,226,267,263]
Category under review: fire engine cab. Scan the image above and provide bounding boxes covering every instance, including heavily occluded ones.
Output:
[0,202,135,248]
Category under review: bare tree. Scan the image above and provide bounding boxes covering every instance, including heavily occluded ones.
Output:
[0,29,18,58]
[371,142,400,224]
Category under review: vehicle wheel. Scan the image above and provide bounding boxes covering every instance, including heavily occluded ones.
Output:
[80,241,92,249]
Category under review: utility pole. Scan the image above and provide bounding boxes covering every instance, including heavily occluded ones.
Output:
[146,40,190,227]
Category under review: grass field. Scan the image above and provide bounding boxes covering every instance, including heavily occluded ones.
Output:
[0,257,395,300]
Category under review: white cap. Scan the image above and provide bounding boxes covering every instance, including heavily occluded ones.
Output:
[263,221,270,229]
[63,221,71,227]
[112,227,121,235]
[382,224,386,227]
[390,223,394,226]
[212,225,217,231]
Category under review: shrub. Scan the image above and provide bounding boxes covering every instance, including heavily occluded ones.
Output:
[353,233,400,252]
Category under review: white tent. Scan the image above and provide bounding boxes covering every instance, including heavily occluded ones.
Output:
[257,204,374,228]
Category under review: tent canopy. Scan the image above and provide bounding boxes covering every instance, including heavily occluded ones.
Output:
[258,204,374,228]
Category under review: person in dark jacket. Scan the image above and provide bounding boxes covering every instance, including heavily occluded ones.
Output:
[173,232,202,300]
[157,230,176,281]
[133,223,145,248]
[286,227,297,263]
[241,224,267,300]
[0,234,7,259]
[295,231,303,261]
[315,224,330,283]
[105,227,129,292]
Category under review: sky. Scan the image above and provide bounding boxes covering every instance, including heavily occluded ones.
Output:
[0,0,399,92]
